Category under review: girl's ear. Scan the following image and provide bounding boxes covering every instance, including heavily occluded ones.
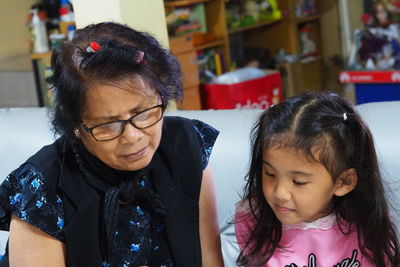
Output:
[334,168,358,197]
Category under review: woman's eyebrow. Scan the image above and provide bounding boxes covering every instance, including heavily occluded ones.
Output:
[129,102,149,114]
[86,113,122,123]
[89,102,151,122]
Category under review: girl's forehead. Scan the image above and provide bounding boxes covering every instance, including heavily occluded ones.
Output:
[263,144,322,165]
[264,132,332,158]
[262,147,331,176]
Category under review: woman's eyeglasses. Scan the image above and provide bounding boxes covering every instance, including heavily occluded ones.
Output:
[81,103,165,142]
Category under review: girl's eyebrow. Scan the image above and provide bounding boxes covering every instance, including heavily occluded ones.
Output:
[262,160,273,167]
[262,160,313,177]
[289,171,313,177]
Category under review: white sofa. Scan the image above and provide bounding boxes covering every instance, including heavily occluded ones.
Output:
[1,102,399,265]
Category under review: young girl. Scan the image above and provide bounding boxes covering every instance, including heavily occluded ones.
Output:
[235,92,400,266]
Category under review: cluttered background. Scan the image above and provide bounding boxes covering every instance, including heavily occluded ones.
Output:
[1,0,400,108]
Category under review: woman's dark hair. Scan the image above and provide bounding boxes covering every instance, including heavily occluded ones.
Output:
[237,92,400,266]
[47,22,183,139]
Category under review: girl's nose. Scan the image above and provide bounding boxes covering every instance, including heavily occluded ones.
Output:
[274,182,291,202]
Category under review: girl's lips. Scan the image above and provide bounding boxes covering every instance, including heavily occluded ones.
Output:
[275,204,294,213]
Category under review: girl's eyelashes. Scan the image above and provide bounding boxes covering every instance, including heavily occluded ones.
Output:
[293,180,308,186]
[264,171,275,177]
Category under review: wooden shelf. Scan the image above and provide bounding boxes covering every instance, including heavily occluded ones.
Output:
[163,0,325,108]
[31,51,52,60]
[194,38,226,51]
[296,15,320,24]
[299,56,322,64]
[228,18,283,34]
[164,0,211,7]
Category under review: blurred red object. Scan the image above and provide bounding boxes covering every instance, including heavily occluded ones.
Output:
[201,71,283,110]
[192,32,215,46]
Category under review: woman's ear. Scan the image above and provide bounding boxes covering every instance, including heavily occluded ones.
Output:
[74,128,81,138]
[334,168,358,197]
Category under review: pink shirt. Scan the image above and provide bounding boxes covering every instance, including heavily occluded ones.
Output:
[235,206,375,266]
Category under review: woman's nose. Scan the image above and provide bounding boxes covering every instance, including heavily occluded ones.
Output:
[120,122,143,143]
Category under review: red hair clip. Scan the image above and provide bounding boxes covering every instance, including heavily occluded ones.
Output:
[135,51,145,64]
[86,41,101,53]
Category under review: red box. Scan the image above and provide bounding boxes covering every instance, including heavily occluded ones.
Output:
[201,70,283,109]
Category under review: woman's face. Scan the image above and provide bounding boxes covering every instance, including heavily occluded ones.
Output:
[78,78,163,171]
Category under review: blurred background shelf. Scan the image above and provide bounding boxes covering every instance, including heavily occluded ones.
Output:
[297,15,320,24]
[194,38,226,50]
[229,18,284,34]
[165,0,325,109]
[164,0,211,8]
[30,52,52,60]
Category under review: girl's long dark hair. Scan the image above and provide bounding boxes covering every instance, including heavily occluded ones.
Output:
[237,92,400,266]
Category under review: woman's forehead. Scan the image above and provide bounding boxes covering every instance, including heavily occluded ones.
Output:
[95,75,155,95]
[82,83,158,121]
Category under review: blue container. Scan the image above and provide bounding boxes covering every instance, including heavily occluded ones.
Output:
[355,83,400,104]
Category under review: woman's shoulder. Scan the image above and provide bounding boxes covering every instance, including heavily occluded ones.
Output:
[163,115,192,128]
[25,138,64,171]
[163,116,218,134]
[1,138,64,195]
[0,163,65,240]
[163,116,219,141]
[163,116,219,169]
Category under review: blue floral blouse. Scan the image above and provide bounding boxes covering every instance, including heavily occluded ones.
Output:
[0,119,218,267]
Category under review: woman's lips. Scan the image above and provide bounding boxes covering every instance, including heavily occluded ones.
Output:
[121,146,148,161]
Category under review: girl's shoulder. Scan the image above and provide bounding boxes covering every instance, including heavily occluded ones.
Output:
[234,199,255,224]
[235,198,258,212]
[235,199,248,213]
[234,199,257,250]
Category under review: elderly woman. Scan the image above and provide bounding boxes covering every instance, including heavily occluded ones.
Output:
[0,22,223,267]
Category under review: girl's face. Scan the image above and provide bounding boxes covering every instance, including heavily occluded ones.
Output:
[262,147,343,225]
[78,78,163,171]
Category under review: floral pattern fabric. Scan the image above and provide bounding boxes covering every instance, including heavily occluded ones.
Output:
[0,165,64,240]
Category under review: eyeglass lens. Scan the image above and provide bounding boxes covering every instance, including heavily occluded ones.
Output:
[91,105,163,141]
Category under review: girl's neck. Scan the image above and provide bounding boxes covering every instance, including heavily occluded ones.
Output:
[282,213,336,231]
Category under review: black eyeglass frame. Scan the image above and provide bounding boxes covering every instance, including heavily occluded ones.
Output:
[81,102,165,142]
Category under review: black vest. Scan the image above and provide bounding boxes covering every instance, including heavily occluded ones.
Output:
[2,116,204,267]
